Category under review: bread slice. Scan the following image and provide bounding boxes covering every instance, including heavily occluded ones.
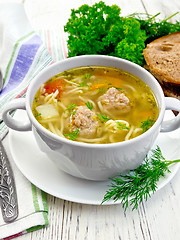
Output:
[143,32,180,99]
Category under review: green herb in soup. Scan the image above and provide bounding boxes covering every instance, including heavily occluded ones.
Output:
[32,66,159,144]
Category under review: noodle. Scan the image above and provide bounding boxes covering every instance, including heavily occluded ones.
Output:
[97,101,112,117]
[63,87,83,95]
[44,90,59,103]
[123,84,136,92]
[132,128,143,138]
[62,78,79,86]
[39,117,59,124]
[125,126,134,141]
[60,112,66,133]
[105,120,129,131]
[48,122,57,134]
[57,102,66,110]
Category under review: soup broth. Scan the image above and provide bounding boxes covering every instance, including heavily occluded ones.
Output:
[32,66,159,144]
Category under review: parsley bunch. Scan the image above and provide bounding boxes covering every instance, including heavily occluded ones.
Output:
[64,1,146,65]
[102,146,180,211]
[64,1,180,66]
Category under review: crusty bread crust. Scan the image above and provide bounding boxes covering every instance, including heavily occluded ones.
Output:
[143,32,180,98]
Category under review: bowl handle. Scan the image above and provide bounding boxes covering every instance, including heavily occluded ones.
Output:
[161,97,180,132]
[2,98,31,131]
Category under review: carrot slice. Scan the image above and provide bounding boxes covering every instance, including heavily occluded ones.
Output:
[43,78,65,97]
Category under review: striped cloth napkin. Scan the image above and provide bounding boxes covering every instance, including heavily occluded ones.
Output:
[0,3,67,239]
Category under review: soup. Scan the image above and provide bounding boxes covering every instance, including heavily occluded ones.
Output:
[32,66,159,144]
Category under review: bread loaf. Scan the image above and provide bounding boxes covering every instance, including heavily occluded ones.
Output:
[143,32,180,100]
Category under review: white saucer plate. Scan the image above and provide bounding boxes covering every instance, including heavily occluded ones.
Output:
[9,110,180,205]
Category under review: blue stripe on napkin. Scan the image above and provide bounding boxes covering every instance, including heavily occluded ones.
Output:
[1,34,42,98]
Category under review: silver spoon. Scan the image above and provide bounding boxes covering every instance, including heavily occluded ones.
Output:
[0,139,19,222]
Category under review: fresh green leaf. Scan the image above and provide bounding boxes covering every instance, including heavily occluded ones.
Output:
[97,113,110,122]
[83,73,93,80]
[66,104,77,111]
[64,2,180,66]
[64,129,79,141]
[101,146,180,211]
[141,117,154,132]
[117,122,129,130]
[97,87,107,94]
[79,73,93,87]
[35,113,41,118]
[64,1,122,57]
[85,101,93,110]
[79,82,88,87]
[115,87,122,91]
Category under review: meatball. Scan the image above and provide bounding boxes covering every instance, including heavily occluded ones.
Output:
[69,106,99,137]
[98,87,130,112]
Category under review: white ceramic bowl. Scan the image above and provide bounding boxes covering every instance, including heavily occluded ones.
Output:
[3,55,180,180]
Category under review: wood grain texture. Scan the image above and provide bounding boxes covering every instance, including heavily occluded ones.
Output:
[6,0,180,239]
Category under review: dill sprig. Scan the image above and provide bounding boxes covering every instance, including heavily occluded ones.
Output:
[66,103,77,111]
[79,73,93,87]
[97,113,110,122]
[65,104,77,116]
[85,101,93,110]
[132,12,180,44]
[83,73,93,80]
[97,87,107,94]
[64,129,79,141]
[115,87,122,91]
[117,122,129,130]
[141,117,154,132]
[79,82,88,87]
[101,146,180,211]
[35,113,41,118]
